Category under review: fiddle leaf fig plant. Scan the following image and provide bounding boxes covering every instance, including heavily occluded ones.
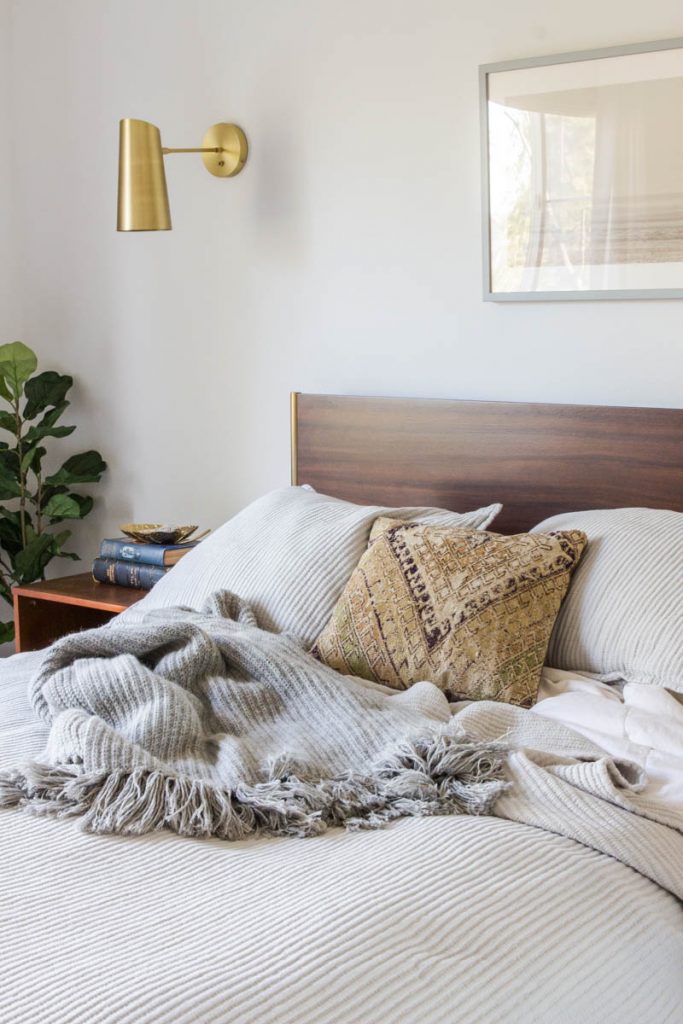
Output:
[0,342,106,645]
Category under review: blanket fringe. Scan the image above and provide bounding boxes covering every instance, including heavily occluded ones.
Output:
[0,733,509,841]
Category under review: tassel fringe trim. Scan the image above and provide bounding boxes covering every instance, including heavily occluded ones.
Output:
[0,733,509,841]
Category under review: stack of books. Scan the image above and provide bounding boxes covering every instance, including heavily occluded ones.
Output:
[92,538,197,590]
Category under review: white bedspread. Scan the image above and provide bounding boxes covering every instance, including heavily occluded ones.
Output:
[1,652,682,1024]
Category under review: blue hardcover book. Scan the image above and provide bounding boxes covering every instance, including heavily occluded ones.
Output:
[99,538,196,567]
[92,558,167,590]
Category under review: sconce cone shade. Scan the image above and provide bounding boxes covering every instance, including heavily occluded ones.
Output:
[117,119,171,231]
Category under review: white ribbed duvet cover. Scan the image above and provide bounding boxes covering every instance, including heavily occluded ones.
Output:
[1,652,682,1024]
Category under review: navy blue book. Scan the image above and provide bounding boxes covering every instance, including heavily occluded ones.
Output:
[99,538,196,567]
[92,557,167,590]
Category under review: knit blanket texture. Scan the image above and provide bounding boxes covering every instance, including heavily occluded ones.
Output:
[0,593,507,838]
[2,591,683,900]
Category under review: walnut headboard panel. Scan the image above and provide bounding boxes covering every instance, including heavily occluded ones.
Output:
[290,392,683,534]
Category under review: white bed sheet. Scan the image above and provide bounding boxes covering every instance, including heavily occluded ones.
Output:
[1,652,682,1024]
[535,669,683,814]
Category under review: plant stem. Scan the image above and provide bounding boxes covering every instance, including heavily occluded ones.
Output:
[14,397,26,547]
[36,474,42,536]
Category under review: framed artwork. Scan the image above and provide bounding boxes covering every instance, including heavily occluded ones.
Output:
[480,38,683,300]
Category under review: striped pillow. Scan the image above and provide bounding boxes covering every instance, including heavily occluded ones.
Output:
[120,487,501,646]
[532,508,683,691]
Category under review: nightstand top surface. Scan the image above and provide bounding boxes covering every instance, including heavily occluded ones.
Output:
[12,573,146,612]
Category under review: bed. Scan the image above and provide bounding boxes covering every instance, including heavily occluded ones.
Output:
[1,393,682,1024]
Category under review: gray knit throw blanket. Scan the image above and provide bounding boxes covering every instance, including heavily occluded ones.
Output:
[0,592,508,840]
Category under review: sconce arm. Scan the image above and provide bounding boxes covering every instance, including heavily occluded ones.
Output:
[164,124,247,178]
[162,147,222,155]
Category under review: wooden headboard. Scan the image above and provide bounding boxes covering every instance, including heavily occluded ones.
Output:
[290,392,683,534]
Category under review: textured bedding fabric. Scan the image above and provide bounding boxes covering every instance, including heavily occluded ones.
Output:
[536,668,683,810]
[120,486,502,646]
[532,508,683,690]
[0,594,505,838]
[2,651,683,1024]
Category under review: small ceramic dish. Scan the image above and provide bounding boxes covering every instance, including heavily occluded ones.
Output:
[120,523,199,545]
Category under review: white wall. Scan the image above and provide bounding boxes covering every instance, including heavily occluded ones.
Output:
[5,0,683,563]
[0,0,19,336]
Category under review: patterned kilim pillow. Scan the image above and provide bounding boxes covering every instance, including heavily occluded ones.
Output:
[311,518,587,707]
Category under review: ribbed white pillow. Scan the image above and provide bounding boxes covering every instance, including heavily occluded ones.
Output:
[532,508,683,691]
[120,486,501,645]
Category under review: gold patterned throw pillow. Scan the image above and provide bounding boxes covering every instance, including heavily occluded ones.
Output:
[311,519,587,707]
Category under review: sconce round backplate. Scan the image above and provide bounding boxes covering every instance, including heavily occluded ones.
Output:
[202,123,248,177]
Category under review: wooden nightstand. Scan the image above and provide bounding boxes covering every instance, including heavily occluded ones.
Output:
[12,573,146,653]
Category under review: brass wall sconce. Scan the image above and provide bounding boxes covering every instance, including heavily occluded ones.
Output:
[117,119,248,231]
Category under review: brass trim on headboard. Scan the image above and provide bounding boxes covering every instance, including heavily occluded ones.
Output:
[290,391,299,485]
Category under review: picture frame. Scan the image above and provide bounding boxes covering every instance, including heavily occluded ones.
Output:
[480,38,683,301]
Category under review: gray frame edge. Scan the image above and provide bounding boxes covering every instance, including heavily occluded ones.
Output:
[479,63,493,301]
[479,36,683,75]
[479,36,683,302]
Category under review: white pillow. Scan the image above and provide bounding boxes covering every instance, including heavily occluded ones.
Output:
[532,508,683,691]
[121,486,501,645]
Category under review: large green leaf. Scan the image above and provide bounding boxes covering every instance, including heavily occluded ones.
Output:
[39,483,67,509]
[0,342,38,400]
[0,506,22,526]
[0,461,21,500]
[0,620,15,645]
[52,529,72,549]
[45,450,107,487]
[51,528,79,561]
[14,533,54,583]
[0,576,12,606]
[20,444,46,476]
[67,492,93,518]
[23,402,75,444]
[23,521,37,544]
[42,492,94,520]
[0,447,19,474]
[23,371,73,420]
[43,493,80,519]
[0,509,24,557]
[0,410,17,435]
[28,425,75,443]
